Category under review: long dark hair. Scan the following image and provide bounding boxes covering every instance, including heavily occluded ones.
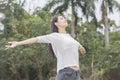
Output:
[49,15,59,57]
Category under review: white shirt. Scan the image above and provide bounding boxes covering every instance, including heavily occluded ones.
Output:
[36,33,83,72]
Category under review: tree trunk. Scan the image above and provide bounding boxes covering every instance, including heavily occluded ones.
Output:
[71,21,76,38]
[91,54,94,80]
[38,67,43,80]
[102,0,109,48]
[71,0,76,38]
[104,15,109,48]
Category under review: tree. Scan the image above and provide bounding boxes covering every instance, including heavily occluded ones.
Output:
[43,0,96,38]
[100,0,120,48]
[0,0,56,80]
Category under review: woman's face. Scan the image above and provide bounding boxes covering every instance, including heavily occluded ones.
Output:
[55,16,68,28]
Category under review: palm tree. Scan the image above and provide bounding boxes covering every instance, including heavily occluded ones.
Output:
[100,0,120,48]
[43,0,96,38]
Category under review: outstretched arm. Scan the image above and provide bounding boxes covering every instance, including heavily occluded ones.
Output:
[5,37,38,49]
[5,33,54,49]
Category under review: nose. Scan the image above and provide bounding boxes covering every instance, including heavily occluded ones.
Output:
[64,19,67,22]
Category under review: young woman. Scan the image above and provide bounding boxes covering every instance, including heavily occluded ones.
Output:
[6,15,86,80]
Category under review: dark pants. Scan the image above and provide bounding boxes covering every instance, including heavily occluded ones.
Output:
[56,67,80,80]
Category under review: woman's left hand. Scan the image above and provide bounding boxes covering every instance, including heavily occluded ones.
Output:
[80,47,86,55]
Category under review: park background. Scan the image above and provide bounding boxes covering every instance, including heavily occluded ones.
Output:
[0,0,120,80]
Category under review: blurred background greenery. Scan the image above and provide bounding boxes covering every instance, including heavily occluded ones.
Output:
[0,0,120,80]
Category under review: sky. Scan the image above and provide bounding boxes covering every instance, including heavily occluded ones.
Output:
[22,0,120,26]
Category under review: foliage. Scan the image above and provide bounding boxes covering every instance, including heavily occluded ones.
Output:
[0,0,120,80]
[0,1,56,79]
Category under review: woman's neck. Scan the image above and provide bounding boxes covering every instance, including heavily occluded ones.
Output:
[58,28,67,34]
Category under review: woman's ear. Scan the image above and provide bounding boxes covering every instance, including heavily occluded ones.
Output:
[54,22,58,27]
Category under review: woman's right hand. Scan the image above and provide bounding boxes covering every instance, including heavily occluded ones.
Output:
[5,41,19,50]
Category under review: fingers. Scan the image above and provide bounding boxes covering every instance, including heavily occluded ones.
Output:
[5,45,10,50]
[5,41,16,50]
[5,45,12,49]
[80,48,86,54]
[83,48,86,53]
[80,50,85,54]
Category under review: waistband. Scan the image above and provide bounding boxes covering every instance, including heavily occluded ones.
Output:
[59,67,80,73]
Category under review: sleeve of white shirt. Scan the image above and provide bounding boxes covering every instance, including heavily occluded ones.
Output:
[36,33,54,43]
[78,42,83,49]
